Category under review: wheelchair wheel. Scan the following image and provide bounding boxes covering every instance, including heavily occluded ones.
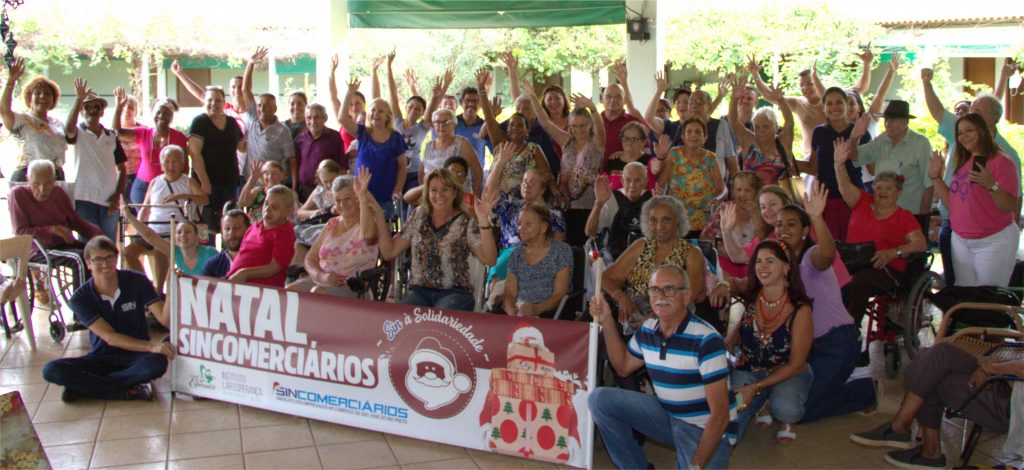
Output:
[884,343,900,379]
[49,321,66,342]
[901,271,942,359]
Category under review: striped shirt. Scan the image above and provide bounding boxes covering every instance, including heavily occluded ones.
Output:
[628,314,739,443]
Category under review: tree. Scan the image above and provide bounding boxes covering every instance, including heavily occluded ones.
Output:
[491,427,501,439]
[498,25,623,76]
[502,401,513,414]
[540,408,552,421]
[556,436,567,449]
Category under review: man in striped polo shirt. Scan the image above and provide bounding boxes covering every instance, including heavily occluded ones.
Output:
[589,265,736,469]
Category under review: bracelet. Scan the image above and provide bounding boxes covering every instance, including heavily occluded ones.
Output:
[479,225,493,230]
[754,382,763,394]
[716,280,731,291]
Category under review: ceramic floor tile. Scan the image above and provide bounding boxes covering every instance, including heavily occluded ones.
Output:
[91,463,168,470]
[32,399,105,423]
[169,406,239,433]
[468,449,558,469]
[318,440,397,469]
[385,434,470,465]
[170,395,238,412]
[168,428,243,461]
[310,419,386,446]
[245,446,323,470]
[239,405,309,428]
[14,382,49,403]
[41,442,94,470]
[400,457,479,469]
[0,349,63,368]
[0,365,46,385]
[98,411,171,441]
[41,382,67,402]
[168,453,244,470]
[32,417,100,446]
[241,422,314,453]
[90,435,169,468]
[104,392,172,417]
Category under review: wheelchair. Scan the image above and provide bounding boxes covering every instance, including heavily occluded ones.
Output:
[26,239,89,342]
[388,199,411,302]
[859,252,944,378]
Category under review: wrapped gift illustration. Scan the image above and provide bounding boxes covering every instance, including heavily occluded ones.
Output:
[479,324,581,463]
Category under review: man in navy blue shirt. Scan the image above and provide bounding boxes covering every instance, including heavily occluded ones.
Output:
[42,236,174,402]
[201,209,250,277]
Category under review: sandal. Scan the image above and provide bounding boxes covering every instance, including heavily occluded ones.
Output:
[777,424,796,444]
[755,402,773,428]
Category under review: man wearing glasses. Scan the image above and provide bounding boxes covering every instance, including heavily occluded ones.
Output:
[42,236,175,403]
[589,265,736,470]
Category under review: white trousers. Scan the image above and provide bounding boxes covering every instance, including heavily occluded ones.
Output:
[952,223,1020,287]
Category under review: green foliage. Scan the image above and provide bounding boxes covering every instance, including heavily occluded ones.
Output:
[663,4,882,93]
[500,25,622,75]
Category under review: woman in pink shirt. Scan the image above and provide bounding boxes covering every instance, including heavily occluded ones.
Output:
[112,87,191,204]
[929,112,1020,287]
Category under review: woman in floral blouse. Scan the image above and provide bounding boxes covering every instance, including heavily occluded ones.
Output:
[656,117,724,237]
[371,168,497,311]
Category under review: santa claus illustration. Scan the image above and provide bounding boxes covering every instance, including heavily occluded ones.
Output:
[405,337,472,410]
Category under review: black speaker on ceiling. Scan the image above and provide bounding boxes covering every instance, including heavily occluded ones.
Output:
[627,17,649,42]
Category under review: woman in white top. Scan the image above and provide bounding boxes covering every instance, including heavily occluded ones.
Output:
[0,58,68,182]
[420,108,483,196]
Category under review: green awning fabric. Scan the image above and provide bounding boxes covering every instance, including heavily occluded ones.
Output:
[348,1,625,29]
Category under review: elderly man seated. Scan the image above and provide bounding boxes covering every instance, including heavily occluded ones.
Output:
[584,162,652,261]
[589,265,736,469]
[9,160,101,308]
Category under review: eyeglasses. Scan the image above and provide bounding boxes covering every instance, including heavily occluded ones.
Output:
[432,120,454,126]
[89,254,117,265]
[621,136,645,143]
[647,285,688,298]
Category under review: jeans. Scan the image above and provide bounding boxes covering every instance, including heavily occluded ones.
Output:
[732,367,813,439]
[43,351,168,399]
[589,387,732,469]
[129,177,150,205]
[74,200,118,240]
[938,218,955,286]
[801,325,876,423]
[401,285,475,312]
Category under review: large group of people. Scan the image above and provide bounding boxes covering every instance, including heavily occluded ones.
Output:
[3,44,1022,470]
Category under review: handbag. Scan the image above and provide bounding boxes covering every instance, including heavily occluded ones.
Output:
[835,241,876,274]
[775,138,806,206]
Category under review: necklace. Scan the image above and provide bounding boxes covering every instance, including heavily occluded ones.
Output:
[754,297,789,344]
[759,289,786,309]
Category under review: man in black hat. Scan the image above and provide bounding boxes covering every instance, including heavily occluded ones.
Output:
[847,99,934,231]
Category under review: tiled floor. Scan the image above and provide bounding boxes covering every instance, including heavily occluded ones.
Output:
[1,308,1019,470]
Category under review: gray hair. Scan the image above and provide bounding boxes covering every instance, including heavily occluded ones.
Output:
[650,264,691,290]
[28,159,56,177]
[623,161,647,175]
[432,108,455,122]
[873,171,904,191]
[752,107,779,131]
[331,175,355,193]
[160,144,185,163]
[639,196,691,240]
[307,103,327,115]
[973,92,1003,123]
[266,184,296,206]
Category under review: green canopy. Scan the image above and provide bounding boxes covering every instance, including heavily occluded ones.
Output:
[348,1,625,29]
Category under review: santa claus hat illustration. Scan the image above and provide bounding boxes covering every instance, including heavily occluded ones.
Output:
[508,322,546,349]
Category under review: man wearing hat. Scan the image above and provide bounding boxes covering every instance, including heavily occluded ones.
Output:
[64,77,127,240]
[848,99,934,231]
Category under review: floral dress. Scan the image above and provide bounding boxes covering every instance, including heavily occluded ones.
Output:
[400,206,481,291]
[317,217,378,279]
[742,142,789,186]
[734,301,806,372]
[667,148,719,231]
[491,142,540,195]
[622,238,692,334]
[558,137,603,209]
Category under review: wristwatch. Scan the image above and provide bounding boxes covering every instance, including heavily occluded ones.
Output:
[989,183,999,192]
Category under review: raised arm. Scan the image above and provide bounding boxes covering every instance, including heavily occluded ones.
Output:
[501,49,521,101]
[0,58,24,131]
[727,76,755,150]
[329,54,342,123]
[584,175,612,237]
[64,77,90,140]
[112,86,136,138]
[170,60,206,104]
[462,139,484,196]
[476,69,505,146]
[471,190,499,266]
[747,56,775,103]
[832,137,862,209]
[121,202,170,255]
[353,171,378,245]
[524,80,569,146]
[928,151,949,206]
[868,53,900,117]
[611,61,642,117]
[811,60,826,101]
[338,78,361,136]
[369,55,385,100]
[385,52,402,121]
[644,71,672,135]
[803,181,836,270]
[851,43,874,95]
[422,69,453,132]
[995,57,1019,101]
[708,77,728,113]
[485,141,515,196]
[403,69,420,98]
[768,84,795,156]
[575,93,606,150]
[242,47,268,112]
[920,68,946,124]
[237,161,263,208]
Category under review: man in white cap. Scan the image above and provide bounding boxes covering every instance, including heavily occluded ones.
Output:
[64,78,126,240]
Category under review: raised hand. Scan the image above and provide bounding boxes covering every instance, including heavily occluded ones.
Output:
[353,169,372,200]
[371,55,386,72]
[250,47,269,64]
[571,93,595,111]
[475,68,491,92]
[856,42,874,64]
[654,71,671,93]
[803,181,828,218]
[811,58,818,75]
[967,159,996,188]
[114,86,128,106]
[441,68,455,92]
[170,59,182,75]
[852,111,871,138]
[72,77,91,101]
[765,84,784,104]
[716,76,729,99]
[520,78,537,99]
[346,78,361,93]
[475,187,499,221]
[403,69,418,90]
[833,137,851,165]
[248,160,264,184]
[720,202,738,231]
[330,54,339,73]
[495,141,516,165]
[746,55,761,75]
[654,134,672,159]
[928,150,945,179]
[612,61,628,83]
[594,174,612,204]
[501,49,519,73]
[490,95,502,113]
[921,68,933,83]
[387,50,396,67]
[888,52,902,73]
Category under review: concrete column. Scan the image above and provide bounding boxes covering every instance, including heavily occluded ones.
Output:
[317,0,349,104]
[623,0,660,112]
[156,55,167,102]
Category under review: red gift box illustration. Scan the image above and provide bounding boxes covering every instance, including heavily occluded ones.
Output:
[479,324,581,463]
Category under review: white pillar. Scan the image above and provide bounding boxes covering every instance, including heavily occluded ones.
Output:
[156,55,167,102]
[317,0,349,104]
[268,50,280,99]
[624,0,660,112]
[141,53,152,115]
